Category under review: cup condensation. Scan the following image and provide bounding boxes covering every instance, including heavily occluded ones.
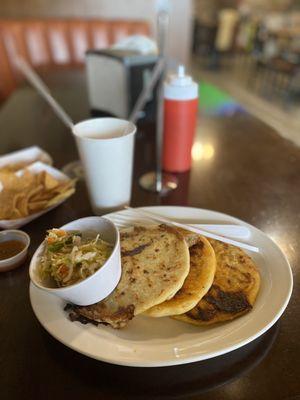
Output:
[73,118,136,214]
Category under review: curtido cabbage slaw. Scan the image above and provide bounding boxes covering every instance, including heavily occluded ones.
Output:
[39,228,113,287]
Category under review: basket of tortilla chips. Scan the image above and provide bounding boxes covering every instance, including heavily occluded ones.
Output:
[0,162,75,229]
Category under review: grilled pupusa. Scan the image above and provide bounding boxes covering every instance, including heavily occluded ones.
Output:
[145,236,216,317]
[67,225,195,328]
[173,239,260,325]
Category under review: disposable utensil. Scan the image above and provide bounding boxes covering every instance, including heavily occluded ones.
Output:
[128,58,165,125]
[121,58,165,137]
[106,212,251,240]
[188,224,250,240]
[125,207,259,253]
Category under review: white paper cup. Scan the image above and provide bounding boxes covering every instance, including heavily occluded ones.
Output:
[73,118,136,215]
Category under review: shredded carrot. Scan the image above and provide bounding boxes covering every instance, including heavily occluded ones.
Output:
[58,264,69,278]
[54,229,67,237]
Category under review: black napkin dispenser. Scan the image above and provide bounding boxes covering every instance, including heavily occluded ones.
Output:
[86,49,158,121]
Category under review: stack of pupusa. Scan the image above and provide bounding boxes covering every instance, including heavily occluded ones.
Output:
[67,225,260,328]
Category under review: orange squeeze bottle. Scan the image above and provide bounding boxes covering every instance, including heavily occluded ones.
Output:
[162,65,198,172]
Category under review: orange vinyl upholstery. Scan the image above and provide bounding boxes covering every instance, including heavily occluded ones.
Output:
[0,19,150,101]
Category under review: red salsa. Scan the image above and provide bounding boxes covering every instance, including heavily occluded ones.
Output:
[0,240,25,260]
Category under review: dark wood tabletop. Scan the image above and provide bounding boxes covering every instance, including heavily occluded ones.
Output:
[0,71,299,400]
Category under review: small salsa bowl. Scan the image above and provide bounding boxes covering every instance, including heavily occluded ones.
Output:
[0,230,30,272]
[29,216,121,306]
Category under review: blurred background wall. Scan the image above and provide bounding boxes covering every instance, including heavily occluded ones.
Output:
[0,0,193,64]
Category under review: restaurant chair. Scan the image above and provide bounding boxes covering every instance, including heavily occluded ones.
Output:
[0,18,150,102]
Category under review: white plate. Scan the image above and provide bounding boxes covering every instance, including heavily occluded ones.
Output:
[29,206,293,367]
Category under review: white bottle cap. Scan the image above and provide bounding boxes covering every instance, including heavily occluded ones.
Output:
[164,65,198,100]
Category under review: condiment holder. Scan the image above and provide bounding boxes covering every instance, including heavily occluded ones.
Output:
[0,230,30,272]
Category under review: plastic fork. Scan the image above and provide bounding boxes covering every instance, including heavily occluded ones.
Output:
[117,207,259,253]
[107,213,250,240]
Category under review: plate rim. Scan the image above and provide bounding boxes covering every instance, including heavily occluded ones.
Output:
[29,205,293,367]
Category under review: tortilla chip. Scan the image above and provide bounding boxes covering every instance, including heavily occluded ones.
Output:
[46,187,75,207]
[0,166,75,220]
[11,208,22,219]
[0,193,15,219]
[12,193,22,210]
[36,171,46,185]
[27,184,44,200]
[30,190,51,202]
[0,172,20,191]
[28,200,48,213]
[20,170,35,187]
[15,194,28,217]
[51,179,75,194]
[43,172,59,191]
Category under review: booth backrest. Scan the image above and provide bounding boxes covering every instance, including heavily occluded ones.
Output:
[0,19,150,100]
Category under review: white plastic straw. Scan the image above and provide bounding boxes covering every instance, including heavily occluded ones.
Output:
[122,57,165,137]
[128,58,165,125]
[15,56,74,130]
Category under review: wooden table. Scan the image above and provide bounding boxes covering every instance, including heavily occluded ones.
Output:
[0,73,299,400]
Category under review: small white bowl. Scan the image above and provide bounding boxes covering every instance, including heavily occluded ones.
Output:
[29,217,121,306]
[0,230,30,272]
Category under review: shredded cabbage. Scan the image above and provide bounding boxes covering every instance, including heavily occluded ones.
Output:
[39,228,112,287]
